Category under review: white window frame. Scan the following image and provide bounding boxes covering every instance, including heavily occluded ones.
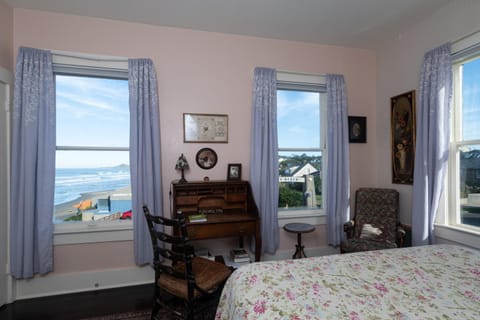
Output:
[439,33,480,249]
[276,72,327,226]
[52,51,133,245]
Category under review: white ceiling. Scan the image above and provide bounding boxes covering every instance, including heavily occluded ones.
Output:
[5,0,452,49]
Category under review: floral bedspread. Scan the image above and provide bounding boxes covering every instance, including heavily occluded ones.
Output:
[215,245,480,320]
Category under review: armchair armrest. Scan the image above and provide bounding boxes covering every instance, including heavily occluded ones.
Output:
[396,223,407,247]
[343,220,355,239]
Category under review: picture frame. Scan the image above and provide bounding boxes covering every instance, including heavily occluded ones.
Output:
[391,90,416,185]
[348,116,367,143]
[227,163,242,180]
[183,113,228,143]
[196,148,218,170]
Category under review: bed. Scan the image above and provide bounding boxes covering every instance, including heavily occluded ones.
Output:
[215,244,480,319]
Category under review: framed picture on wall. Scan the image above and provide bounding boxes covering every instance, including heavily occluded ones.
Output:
[183,113,228,143]
[348,116,367,143]
[391,90,416,184]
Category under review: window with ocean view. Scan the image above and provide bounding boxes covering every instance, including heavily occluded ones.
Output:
[54,74,131,224]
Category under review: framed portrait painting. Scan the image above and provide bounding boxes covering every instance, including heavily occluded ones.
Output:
[348,116,367,143]
[391,90,416,184]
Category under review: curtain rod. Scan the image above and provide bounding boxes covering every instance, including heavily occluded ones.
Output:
[276,69,327,77]
[52,51,128,63]
[451,29,480,45]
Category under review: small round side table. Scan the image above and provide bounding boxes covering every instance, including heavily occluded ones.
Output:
[283,223,316,259]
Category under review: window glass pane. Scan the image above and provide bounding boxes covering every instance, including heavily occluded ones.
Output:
[278,151,323,210]
[56,75,129,147]
[54,151,131,224]
[277,90,320,148]
[459,145,480,228]
[462,58,480,141]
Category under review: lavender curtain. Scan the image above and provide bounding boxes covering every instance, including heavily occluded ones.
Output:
[412,43,452,246]
[250,67,279,254]
[10,47,56,279]
[129,59,163,265]
[326,74,350,247]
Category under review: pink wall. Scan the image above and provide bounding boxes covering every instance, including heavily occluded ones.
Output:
[0,1,13,71]
[376,0,480,224]
[13,9,377,273]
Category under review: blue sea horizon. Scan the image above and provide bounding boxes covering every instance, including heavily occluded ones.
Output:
[54,165,130,206]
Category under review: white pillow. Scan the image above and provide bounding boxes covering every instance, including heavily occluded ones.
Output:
[360,224,384,240]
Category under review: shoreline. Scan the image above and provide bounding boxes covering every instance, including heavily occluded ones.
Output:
[54,186,131,221]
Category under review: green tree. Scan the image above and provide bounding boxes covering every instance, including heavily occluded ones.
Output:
[278,184,304,207]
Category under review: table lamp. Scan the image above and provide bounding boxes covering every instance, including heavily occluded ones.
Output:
[175,153,189,183]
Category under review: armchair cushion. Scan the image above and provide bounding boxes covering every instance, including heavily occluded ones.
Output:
[359,224,385,241]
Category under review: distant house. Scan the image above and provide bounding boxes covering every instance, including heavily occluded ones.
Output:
[279,163,319,183]
[279,163,319,208]
[82,192,132,221]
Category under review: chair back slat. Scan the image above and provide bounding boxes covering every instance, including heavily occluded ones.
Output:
[143,205,232,319]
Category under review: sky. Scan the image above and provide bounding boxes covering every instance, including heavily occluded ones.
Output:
[277,90,321,149]
[462,58,480,141]
[56,75,129,168]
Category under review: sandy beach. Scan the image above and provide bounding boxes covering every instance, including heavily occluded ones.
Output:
[54,186,131,222]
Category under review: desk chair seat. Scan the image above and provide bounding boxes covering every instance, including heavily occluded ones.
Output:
[143,206,232,320]
[159,256,231,300]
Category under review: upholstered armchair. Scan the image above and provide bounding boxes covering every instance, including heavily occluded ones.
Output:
[340,188,405,253]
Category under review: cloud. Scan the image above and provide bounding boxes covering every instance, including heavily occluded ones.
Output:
[277,90,320,118]
[56,76,129,118]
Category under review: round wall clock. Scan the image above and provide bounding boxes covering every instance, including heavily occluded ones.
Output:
[196,148,218,170]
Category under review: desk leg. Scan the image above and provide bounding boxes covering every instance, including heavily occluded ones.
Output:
[254,233,262,262]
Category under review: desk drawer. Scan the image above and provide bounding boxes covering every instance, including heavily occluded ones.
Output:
[187,221,256,239]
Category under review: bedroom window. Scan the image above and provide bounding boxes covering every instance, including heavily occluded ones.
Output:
[449,42,480,230]
[53,58,131,231]
[277,72,327,217]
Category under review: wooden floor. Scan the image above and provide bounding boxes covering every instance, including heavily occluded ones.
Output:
[0,284,154,320]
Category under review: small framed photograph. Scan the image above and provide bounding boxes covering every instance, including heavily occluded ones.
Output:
[348,116,367,143]
[227,163,242,180]
[183,113,228,143]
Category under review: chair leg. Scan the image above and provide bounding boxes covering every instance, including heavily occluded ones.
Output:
[151,299,161,320]
[185,301,194,320]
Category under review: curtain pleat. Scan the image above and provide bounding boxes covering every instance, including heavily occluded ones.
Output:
[10,47,56,279]
[128,59,163,265]
[412,43,452,246]
[250,67,279,254]
[326,74,350,247]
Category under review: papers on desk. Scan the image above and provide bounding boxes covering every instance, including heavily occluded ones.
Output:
[188,214,207,223]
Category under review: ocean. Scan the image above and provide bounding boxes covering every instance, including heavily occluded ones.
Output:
[55,166,131,206]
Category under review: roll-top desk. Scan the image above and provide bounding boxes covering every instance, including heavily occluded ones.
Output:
[171,180,262,262]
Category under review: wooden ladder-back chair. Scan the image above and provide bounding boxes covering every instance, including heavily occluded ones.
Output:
[143,206,232,320]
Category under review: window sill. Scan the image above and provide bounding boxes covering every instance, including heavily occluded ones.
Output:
[434,224,480,250]
[278,209,326,227]
[54,220,133,245]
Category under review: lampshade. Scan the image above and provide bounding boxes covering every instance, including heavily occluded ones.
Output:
[175,153,189,170]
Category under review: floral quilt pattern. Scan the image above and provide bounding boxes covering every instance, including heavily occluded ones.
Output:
[215,245,480,320]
